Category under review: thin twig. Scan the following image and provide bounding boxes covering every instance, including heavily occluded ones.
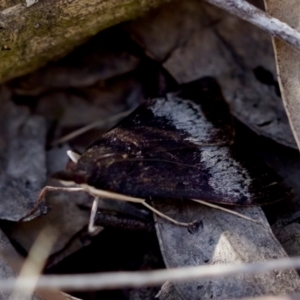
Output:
[192,199,262,225]
[1,256,300,291]
[10,227,57,300]
[51,109,133,146]
[205,0,300,50]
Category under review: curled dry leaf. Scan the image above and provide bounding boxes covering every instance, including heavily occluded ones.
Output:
[0,87,48,221]
[263,0,300,150]
[4,145,94,268]
[126,0,297,148]
[4,188,95,268]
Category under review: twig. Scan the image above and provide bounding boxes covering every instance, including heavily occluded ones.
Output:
[205,0,300,50]
[192,199,261,225]
[51,109,133,146]
[1,256,300,291]
[10,227,57,300]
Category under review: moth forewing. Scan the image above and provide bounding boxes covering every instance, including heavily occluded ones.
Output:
[46,77,289,228]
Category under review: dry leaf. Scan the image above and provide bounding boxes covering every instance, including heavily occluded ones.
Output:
[154,200,300,300]
[127,0,296,148]
[263,0,300,150]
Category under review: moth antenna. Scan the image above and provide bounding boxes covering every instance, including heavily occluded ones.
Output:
[88,197,100,233]
[191,199,262,225]
[67,150,81,163]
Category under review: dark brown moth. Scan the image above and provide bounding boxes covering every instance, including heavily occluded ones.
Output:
[55,77,288,221]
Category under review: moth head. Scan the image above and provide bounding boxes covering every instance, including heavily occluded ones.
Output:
[59,148,129,185]
[52,150,87,185]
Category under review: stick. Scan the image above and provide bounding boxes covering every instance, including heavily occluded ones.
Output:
[205,0,300,50]
[0,256,300,291]
[192,199,262,225]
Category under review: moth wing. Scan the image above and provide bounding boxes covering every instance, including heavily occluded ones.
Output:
[68,77,288,205]
[90,77,234,155]
[78,145,287,206]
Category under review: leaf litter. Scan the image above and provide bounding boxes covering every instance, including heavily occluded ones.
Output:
[1,0,300,299]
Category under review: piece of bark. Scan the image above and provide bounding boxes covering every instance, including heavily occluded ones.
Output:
[0,0,169,83]
[0,87,47,221]
[127,0,296,149]
[154,199,300,299]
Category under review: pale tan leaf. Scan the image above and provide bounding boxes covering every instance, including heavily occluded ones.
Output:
[264,0,300,150]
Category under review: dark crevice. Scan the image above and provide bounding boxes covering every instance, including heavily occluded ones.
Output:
[257,120,273,127]
[253,66,281,97]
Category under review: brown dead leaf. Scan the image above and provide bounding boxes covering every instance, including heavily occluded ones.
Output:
[264,0,300,150]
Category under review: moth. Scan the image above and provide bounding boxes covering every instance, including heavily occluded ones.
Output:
[46,77,288,228]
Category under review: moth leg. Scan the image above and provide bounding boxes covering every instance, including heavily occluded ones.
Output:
[20,186,85,221]
[80,185,197,227]
[88,197,100,233]
[39,186,84,199]
[94,210,154,232]
[191,199,262,225]
[141,202,193,227]
[80,184,146,203]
